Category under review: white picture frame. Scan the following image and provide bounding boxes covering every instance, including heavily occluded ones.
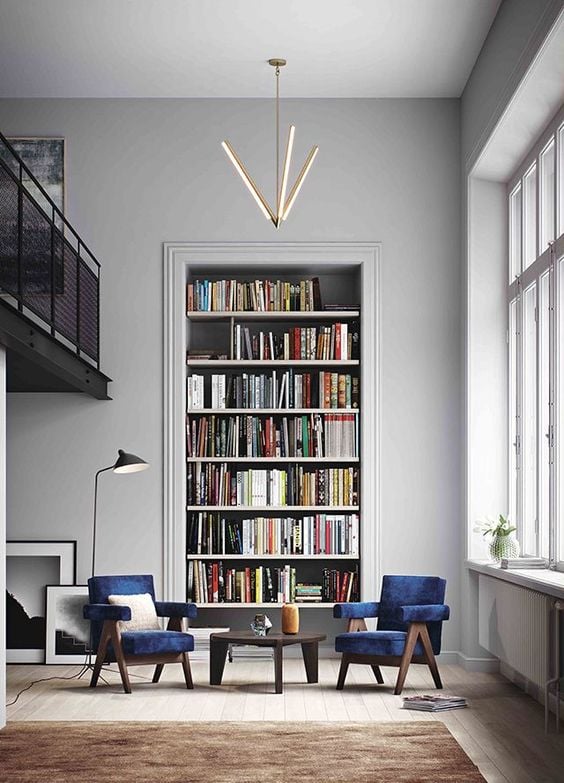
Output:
[45,585,91,665]
[6,540,76,663]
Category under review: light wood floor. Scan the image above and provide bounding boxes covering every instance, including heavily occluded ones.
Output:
[6,659,564,782]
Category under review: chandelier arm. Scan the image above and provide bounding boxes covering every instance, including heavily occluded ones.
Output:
[222,140,277,223]
[282,145,319,220]
[277,125,295,220]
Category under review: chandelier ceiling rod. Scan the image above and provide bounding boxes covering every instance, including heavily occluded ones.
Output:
[221,58,319,229]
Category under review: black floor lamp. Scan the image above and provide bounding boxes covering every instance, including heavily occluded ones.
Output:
[91,449,149,578]
[79,449,149,683]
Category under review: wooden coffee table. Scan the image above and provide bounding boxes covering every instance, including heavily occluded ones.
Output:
[209,630,327,694]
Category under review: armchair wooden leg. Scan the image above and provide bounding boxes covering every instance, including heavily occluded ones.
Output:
[371,664,384,684]
[394,623,421,695]
[181,652,194,689]
[90,621,111,688]
[336,653,350,690]
[153,663,165,683]
[418,623,443,689]
[109,624,132,694]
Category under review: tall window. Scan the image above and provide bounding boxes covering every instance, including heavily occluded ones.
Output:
[508,109,564,564]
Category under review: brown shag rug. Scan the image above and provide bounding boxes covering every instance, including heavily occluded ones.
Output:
[0,721,485,782]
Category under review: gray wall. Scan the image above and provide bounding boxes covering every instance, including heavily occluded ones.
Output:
[0,98,461,651]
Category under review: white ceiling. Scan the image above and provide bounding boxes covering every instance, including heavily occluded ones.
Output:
[0,0,501,98]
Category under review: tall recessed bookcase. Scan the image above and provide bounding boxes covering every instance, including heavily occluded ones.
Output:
[164,244,380,629]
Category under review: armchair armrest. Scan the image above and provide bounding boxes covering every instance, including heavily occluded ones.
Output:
[395,604,450,623]
[154,601,198,620]
[333,601,379,619]
[83,603,132,622]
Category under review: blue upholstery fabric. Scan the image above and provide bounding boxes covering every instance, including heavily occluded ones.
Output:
[377,575,447,655]
[333,602,379,619]
[88,575,156,604]
[154,601,198,619]
[83,603,131,622]
[394,604,450,623]
[335,630,424,657]
[86,575,157,655]
[120,631,194,656]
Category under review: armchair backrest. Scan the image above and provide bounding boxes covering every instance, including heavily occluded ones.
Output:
[377,575,446,654]
[87,575,156,651]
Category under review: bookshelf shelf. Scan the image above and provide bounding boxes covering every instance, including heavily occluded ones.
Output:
[187,408,360,415]
[186,359,359,367]
[187,310,360,322]
[187,505,360,512]
[187,554,359,560]
[186,457,359,463]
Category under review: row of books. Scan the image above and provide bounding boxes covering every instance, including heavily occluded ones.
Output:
[187,278,322,312]
[233,323,359,361]
[186,513,360,556]
[187,561,359,603]
[186,414,358,459]
[187,371,359,410]
[187,465,360,507]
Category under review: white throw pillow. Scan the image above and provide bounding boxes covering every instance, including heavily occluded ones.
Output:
[107,592,160,632]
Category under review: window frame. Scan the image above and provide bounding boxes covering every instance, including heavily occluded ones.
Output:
[507,105,564,566]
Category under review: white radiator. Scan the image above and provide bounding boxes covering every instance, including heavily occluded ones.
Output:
[478,574,550,688]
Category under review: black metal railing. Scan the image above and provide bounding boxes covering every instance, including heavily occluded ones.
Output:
[0,131,100,366]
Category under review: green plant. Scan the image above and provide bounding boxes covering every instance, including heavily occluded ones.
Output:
[474,514,516,539]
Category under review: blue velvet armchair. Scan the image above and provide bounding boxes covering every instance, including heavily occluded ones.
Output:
[83,575,197,693]
[333,575,450,695]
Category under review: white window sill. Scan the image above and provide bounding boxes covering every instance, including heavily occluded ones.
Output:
[466,559,564,600]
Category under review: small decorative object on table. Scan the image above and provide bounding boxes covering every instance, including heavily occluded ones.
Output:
[281,603,300,634]
[475,514,520,562]
[250,613,272,637]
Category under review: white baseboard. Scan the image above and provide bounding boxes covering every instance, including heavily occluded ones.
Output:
[456,652,500,673]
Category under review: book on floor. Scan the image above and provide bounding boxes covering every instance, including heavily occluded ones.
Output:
[402,694,467,712]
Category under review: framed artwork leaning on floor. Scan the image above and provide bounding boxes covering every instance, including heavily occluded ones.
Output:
[6,540,76,663]
[45,585,91,665]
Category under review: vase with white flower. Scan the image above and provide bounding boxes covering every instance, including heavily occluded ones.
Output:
[474,515,520,562]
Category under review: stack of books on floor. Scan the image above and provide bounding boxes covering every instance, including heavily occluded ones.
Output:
[402,695,467,712]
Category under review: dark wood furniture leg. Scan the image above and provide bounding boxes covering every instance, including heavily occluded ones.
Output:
[210,638,229,685]
[109,622,132,694]
[90,620,112,688]
[274,642,283,694]
[301,641,319,683]
[181,653,194,689]
[152,663,165,683]
[394,623,420,695]
[418,623,443,689]
[371,664,384,684]
[336,653,350,690]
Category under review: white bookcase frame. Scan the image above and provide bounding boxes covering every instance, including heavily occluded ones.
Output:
[163,242,381,605]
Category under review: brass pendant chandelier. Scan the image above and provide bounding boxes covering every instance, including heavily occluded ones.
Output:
[221,58,319,228]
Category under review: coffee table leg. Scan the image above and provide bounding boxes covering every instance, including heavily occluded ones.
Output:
[210,639,229,685]
[301,641,319,683]
[274,642,283,694]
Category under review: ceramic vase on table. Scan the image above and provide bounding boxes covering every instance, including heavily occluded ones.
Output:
[281,603,300,634]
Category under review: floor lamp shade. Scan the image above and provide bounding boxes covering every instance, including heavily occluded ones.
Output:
[113,449,149,474]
